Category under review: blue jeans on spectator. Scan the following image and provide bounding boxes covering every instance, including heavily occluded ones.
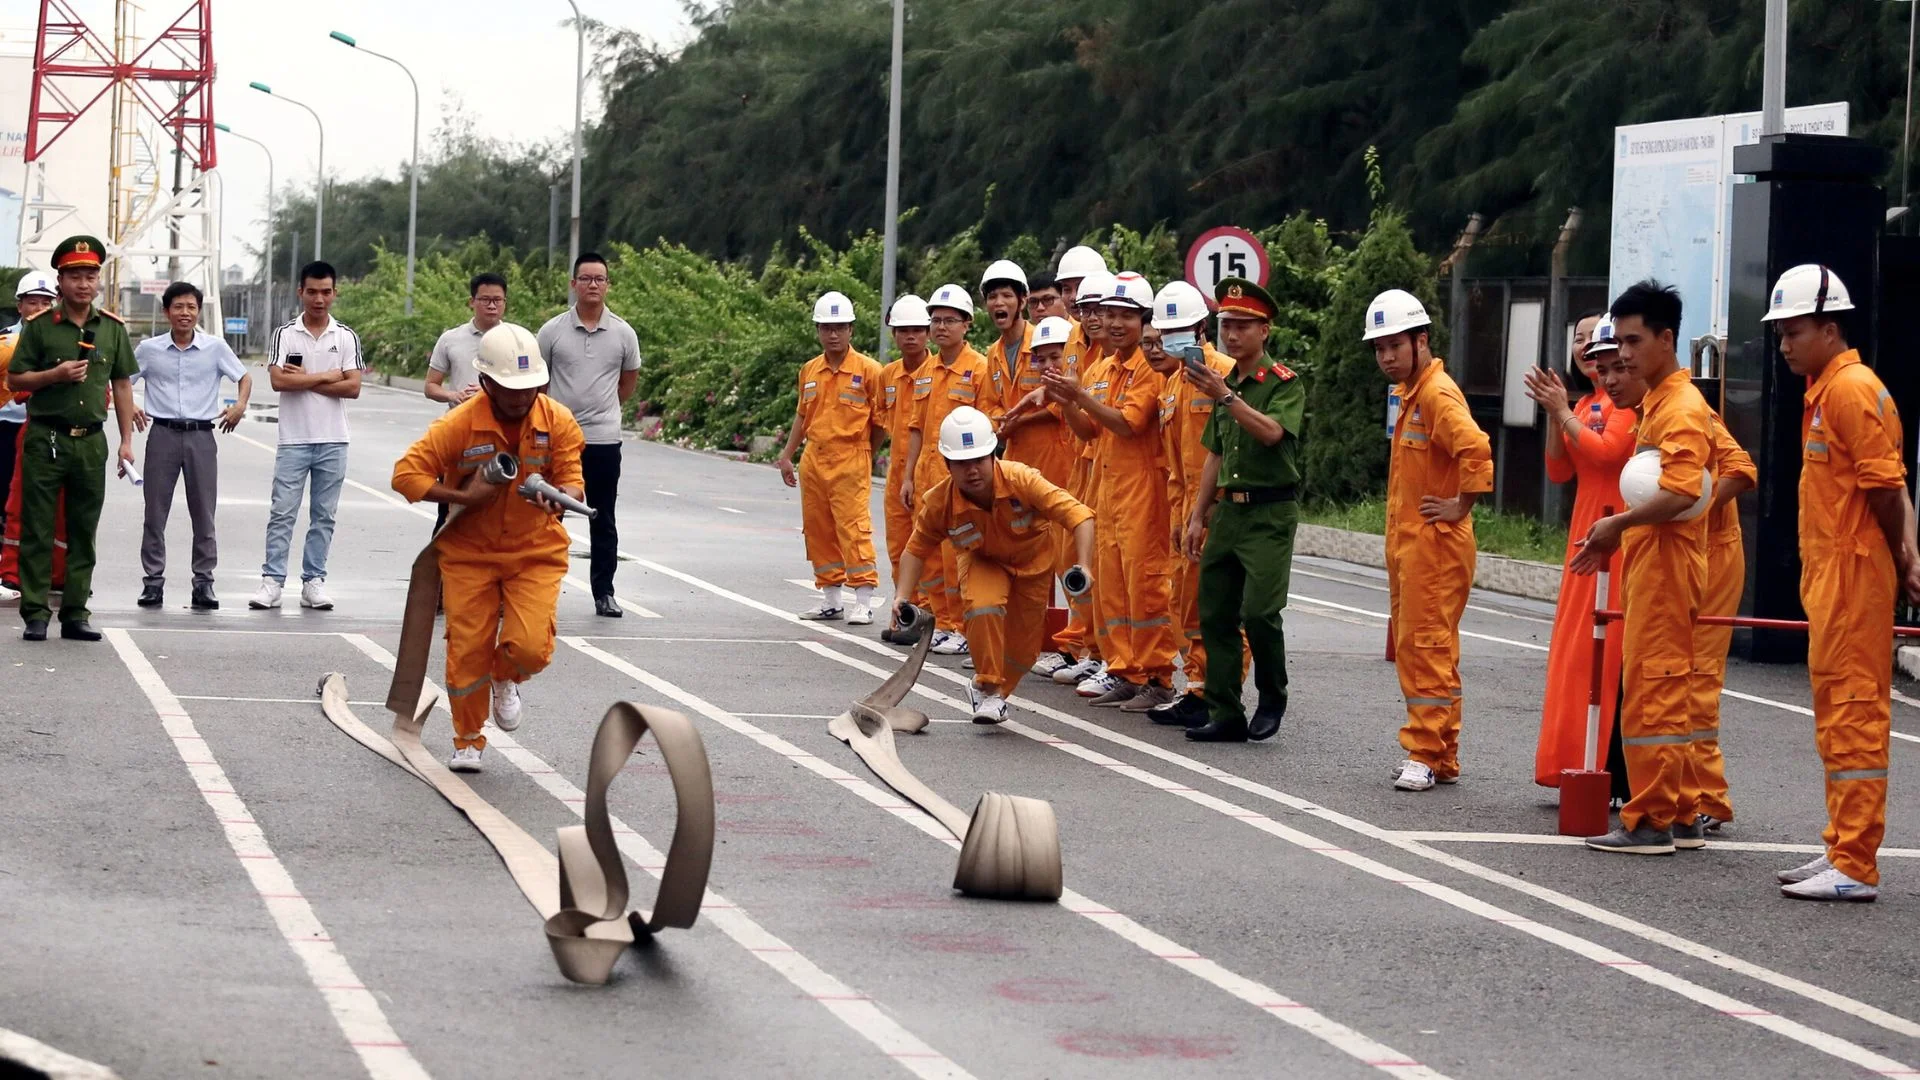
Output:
[261,442,348,583]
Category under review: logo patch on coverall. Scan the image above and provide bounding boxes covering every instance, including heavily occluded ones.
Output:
[462,443,497,458]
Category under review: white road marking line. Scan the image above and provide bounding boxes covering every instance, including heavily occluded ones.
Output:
[731,710,968,724]
[717,506,746,514]
[178,694,387,706]
[795,640,1920,1070]
[561,636,1449,1080]
[1389,831,1920,858]
[116,627,344,636]
[1896,731,1920,745]
[1292,567,1554,624]
[1290,592,1548,652]
[0,1027,117,1079]
[104,629,431,1080]
[577,636,807,644]
[623,557,1920,1050]
[652,489,678,497]
[339,634,972,1080]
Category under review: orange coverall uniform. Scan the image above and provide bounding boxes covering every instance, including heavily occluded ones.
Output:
[878,352,929,601]
[1160,344,1248,687]
[1536,391,1633,785]
[1053,338,1103,659]
[1680,413,1756,823]
[910,345,999,631]
[392,393,585,752]
[1089,345,1176,688]
[907,459,1092,697]
[1799,350,1904,885]
[0,334,67,587]
[1615,369,1712,833]
[797,350,884,591]
[1387,359,1493,778]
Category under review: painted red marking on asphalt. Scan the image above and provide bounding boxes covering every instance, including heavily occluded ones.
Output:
[713,792,794,805]
[848,892,949,910]
[1054,1033,1236,1060]
[719,819,826,838]
[907,932,1025,955]
[764,854,873,870]
[993,977,1112,1005]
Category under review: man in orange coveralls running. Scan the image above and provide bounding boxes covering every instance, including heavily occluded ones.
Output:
[878,294,933,642]
[392,322,585,773]
[891,405,1093,724]
[1369,288,1493,793]
[1764,263,1920,902]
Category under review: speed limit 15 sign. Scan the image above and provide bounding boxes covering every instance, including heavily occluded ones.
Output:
[1184,225,1271,298]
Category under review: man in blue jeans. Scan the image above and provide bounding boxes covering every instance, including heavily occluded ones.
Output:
[251,260,361,611]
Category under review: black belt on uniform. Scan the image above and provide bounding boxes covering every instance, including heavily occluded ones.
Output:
[152,417,215,431]
[29,417,103,437]
[1221,485,1297,505]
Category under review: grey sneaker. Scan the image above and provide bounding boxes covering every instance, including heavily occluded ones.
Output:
[1118,683,1177,713]
[1698,814,1730,835]
[1088,681,1139,707]
[1585,824,1676,855]
[1671,818,1707,850]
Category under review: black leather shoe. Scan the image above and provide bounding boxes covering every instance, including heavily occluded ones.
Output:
[60,620,102,641]
[23,619,47,641]
[1149,692,1209,727]
[137,585,163,608]
[191,584,219,610]
[1248,696,1287,742]
[1185,718,1249,742]
[594,595,623,618]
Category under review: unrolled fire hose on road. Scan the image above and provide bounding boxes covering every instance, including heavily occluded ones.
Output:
[829,604,1064,902]
[315,468,713,984]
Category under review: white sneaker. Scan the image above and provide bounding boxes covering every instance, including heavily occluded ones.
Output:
[1077,671,1120,698]
[798,603,844,621]
[846,603,873,626]
[962,656,974,669]
[491,680,522,732]
[1775,855,1834,885]
[930,630,970,655]
[972,695,1010,725]
[1031,652,1073,677]
[448,747,484,773]
[1052,657,1101,685]
[248,578,283,610]
[300,579,334,610]
[1394,760,1436,791]
[0,582,19,607]
[1780,866,1878,902]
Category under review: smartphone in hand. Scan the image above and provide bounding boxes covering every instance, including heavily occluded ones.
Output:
[285,353,305,368]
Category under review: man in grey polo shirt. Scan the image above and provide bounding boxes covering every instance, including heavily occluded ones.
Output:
[537,250,641,617]
[424,271,509,533]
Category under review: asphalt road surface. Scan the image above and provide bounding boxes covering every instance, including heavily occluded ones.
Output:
[5,376,1919,1080]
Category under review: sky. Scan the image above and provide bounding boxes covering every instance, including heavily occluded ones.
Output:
[0,0,695,277]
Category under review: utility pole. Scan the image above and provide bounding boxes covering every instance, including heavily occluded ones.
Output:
[1762,0,1787,134]
[877,0,905,361]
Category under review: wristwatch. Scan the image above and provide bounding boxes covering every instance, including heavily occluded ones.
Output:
[1219,390,1238,406]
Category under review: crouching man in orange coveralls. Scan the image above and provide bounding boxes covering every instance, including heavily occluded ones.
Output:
[392,323,586,773]
[1764,264,1920,901]
[1369,289,1493,793]
[890,405,1094,724]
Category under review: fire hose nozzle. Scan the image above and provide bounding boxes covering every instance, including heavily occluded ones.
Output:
[519,472,597,518]
[480,452,520,485]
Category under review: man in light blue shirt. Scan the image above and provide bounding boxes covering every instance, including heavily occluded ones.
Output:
[131,281,252,610]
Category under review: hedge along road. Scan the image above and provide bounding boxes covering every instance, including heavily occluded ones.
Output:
[4,378,1918,1079]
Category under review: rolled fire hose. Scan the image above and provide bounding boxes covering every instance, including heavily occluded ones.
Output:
[315,503,715,984]
[828,605,1063,901]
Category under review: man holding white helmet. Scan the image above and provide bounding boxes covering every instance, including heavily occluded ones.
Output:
[1369,287,1492,790]
[392,322,587,772]
[1763,263,1920,901]
[1569,281,1714,854]
[892,405,1093,723]
[776,291,885,624]
[903,283,1000,653]
[877,294,933,634]
[0,271,57,603]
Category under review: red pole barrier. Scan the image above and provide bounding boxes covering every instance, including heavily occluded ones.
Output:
[1559,506,1614,837]
[1592,610,1920,636]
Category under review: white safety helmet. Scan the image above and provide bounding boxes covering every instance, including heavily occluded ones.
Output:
[813,291,855,325]
[938,405,998,461]
[1100,272,1154,310]
[1619,448,1712,521]
[928,282,974,318]
[1075,271,1117,306]
[1057,245,1108,281]
[1585,314,1619,355]
[1151,280,1210,330]
[980,259,1028,294]
[1032,316,1074,348]
[471,322,549,390]
[888,294,931,328]
[1761,263,1856,322]
[14,271,55,300]
[1362,288,1432,342]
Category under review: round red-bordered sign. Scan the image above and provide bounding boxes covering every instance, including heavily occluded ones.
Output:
[1184,226,1270,299]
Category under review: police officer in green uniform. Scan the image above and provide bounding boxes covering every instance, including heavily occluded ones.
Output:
[7,235,139,641]
[1178,277,1306,742]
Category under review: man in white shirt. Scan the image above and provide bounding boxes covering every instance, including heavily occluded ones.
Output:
[250,260,362,612]
[423,271,508,533]
[536,251,641,617]
[131,281,251,610]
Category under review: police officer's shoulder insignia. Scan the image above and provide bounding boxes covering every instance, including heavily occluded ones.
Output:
[21,307,48,322]
[98,308,126,324]
[1272,364,1297,381]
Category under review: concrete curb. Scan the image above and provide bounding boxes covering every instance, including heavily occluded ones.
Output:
[0,1029,120,1080]
[1293,523,1563,603]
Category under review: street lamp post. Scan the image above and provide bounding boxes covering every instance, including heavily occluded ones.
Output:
[877,0,904,362]
[249,82,325,260]
[330,31,420,314]
[214,121,274,336]
[563,1,584,272]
